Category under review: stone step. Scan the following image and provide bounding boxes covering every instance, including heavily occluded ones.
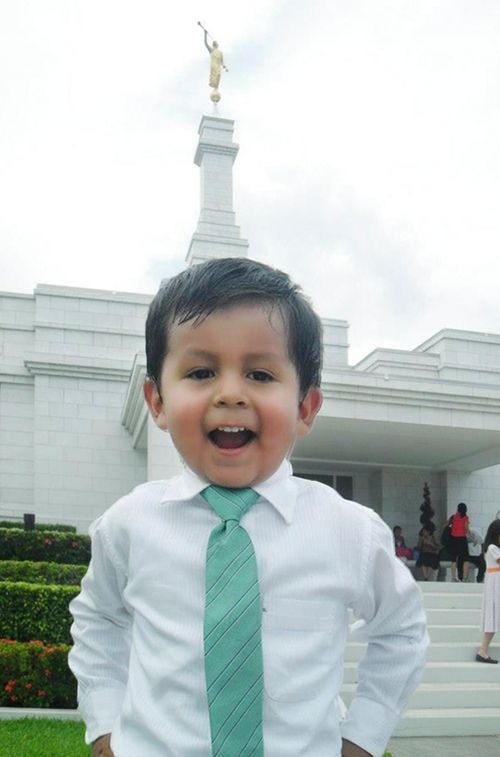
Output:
[342,661,500,684]
[418,581,483,593]
[422,592,482,609]
[427,624,480,643]
[343,578,498,738]
[341,682,500,709]
[393,707,500,738]
[345,642,500,663]
[425,608,481,624]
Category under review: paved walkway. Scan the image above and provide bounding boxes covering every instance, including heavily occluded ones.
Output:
[388,736,500,756]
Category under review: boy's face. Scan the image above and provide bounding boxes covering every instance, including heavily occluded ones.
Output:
[144,303,322,488]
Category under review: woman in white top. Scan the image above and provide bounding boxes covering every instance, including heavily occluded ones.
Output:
[476,519,500,663]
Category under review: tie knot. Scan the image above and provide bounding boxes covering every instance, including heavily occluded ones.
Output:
[201,485,259,523]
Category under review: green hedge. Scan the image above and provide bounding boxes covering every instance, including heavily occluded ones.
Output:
[0,521,77,533]
[0,638,76,708]
[0,560,86,586]
[0,581,79,645]
[0,528,90,565]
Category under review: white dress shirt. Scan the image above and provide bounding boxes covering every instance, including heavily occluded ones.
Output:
[69,460,428,757]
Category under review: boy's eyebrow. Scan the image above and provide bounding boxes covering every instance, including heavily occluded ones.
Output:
[182,349,284,361]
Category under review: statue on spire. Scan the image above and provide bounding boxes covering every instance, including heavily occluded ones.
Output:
[198,22,228,103]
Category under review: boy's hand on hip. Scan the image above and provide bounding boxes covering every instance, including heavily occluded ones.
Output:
[92,734,114,757]
[342,738,373,757]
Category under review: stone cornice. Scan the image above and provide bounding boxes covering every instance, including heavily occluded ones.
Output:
[194,140,239,166]
[35,283,153,305]
[0,364,33,385]
[416,328,500,351]
[34,321,143,338]
[320,374,500,414]
[24,353,131,382]
[0,322,33,332]
[121,353,148,448]
[0,291,33,300]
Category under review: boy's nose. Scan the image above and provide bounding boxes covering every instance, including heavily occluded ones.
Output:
[213,377,248,407]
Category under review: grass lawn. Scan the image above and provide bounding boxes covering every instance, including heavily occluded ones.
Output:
[0,718,90,757]
[0,718,396,756]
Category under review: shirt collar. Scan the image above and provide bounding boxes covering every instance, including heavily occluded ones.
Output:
[159,459,296,525]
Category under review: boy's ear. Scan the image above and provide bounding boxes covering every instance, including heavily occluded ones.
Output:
[143,380,168,431]
[296,387,322,437]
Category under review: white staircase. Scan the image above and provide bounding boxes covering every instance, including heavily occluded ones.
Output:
[341,581,500,737]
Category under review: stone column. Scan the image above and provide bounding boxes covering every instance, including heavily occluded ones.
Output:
[186,115,249,266]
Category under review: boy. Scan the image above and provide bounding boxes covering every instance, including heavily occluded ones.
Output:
[69,258,428,757]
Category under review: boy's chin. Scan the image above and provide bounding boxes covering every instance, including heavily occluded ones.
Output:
[206,472,259,489]
[199,465,270,490]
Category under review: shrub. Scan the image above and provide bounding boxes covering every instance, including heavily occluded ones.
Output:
[0,528,90,565]
[0,582,79,645]
[0,521,77,533]
[0,638,77,708]
[0,560,86,586]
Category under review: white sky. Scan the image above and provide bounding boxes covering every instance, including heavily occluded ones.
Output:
[1,0,499,363]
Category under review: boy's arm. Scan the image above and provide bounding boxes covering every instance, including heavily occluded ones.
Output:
[341,512,428,757]
[92,734,114,757]
[69,517,131,745]
[342,738,372,756]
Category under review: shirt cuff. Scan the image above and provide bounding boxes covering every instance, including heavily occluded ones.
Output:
[340,696,400,757]
[78,685,126,744]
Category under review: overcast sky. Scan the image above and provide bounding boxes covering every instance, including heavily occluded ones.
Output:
[1,0,499,363]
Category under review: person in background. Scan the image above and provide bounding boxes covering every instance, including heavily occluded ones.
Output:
[393,525,413,560]
[448,503,470,582]
[476,519,500,663]
[467,526,486,583]
[416,525,440,581]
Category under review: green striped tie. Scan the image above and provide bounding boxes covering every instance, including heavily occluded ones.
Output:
[201,485,264,757]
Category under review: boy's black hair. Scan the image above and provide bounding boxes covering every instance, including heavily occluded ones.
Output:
[484,519,500,551]
[145,257,323,399]
[457,502,468,517]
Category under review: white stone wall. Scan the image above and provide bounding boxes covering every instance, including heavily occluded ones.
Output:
[445,466,500,535]
[0,293,36,518]
[0,285,151,532]
[33,374,146,532]
[0,382,34,516]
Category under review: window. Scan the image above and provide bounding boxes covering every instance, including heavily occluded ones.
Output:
[295,473,354,500]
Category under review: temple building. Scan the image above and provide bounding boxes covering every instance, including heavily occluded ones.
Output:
[2,115,500,539]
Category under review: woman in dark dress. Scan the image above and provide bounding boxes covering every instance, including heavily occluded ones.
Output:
[416,525,441,580]
[448,502,470,582]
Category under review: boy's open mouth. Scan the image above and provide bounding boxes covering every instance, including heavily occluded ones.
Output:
[208,426,255,449]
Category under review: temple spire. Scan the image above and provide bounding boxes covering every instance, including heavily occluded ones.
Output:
[186,116,249,267]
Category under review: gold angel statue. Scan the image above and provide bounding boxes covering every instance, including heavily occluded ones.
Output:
[198,22,228,103]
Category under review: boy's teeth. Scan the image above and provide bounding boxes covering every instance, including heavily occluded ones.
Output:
[217,426,245,432]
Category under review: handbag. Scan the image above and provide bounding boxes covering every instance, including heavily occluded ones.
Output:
[441,521,453,548]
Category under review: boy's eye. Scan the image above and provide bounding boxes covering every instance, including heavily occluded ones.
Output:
[248,370,274,382]
[186,368,214,380]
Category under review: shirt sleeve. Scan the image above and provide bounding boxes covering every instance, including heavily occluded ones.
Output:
[489,544,500,562]
[340,512,429,757]
[68,516,132,744]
